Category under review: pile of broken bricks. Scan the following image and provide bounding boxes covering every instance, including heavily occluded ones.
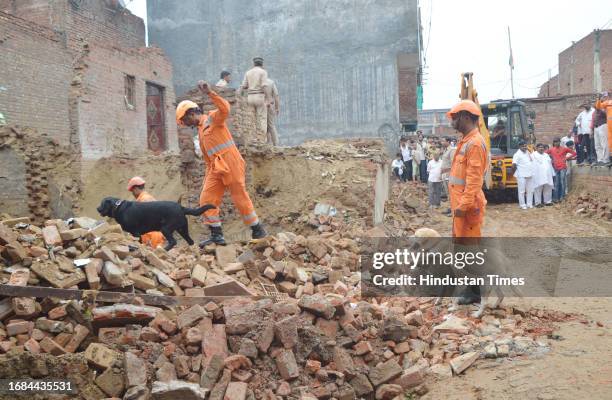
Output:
[0,216,576,399]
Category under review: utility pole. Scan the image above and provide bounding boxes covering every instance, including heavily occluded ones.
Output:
[547,69,551,97]
[508,26,515,99]
[594,29,602,93]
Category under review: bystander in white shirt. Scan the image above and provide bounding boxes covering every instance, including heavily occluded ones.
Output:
[400,143,412,162]
[512,147,535,209]
[427,159,442,182]
[391,159,404,176]
[532,149,554,206]
[575,108,594,135]
[560,134,573,147]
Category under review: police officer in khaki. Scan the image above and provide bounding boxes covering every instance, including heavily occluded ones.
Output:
[241,57,269,143]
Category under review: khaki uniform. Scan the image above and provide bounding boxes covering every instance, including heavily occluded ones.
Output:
[241,66,269,142]
[440,146,456,198]
[264,78,280,145]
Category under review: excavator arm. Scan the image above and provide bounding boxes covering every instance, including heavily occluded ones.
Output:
[459,72,493,189]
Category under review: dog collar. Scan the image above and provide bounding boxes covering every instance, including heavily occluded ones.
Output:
[111,200,124,218]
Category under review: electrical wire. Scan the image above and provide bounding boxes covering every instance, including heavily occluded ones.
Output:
[422,0,433,67]
[516,64,558,81]
[495,80,511,98]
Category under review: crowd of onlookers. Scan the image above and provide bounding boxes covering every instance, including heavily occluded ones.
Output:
[513,96,611,210]
[391,93,612,212]
[391,131,457,212]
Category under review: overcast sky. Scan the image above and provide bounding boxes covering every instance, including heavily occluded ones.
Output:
[126,0,611,110]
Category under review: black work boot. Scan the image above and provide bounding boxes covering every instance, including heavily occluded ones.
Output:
[199,226,226,247]
[251,223,267,239]
[456,285,482,305]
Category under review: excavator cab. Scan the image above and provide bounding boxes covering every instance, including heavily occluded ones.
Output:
[482,100,530,156]
[481,100,533,189]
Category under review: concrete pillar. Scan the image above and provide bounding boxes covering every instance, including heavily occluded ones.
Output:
[374,163,389,226]
[594,30,602,93]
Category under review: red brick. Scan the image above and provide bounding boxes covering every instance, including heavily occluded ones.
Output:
[275,349,299,380]
[8,269,30,286]
[48,305,67,320]
[24,338,41,354]
[354,341,373,355]
[274,315,299,349]
[202,324,228,365]
[7,320,31,336]
[64,324,89,353]
[39,337,65,355]
[225,382,248,400]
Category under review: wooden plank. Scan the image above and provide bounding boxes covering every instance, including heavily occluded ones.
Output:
[0,285,267,307]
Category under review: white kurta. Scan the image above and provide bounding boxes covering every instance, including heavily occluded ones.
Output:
[532,152,554,187]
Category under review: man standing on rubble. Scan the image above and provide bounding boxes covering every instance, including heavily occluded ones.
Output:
[176,81,267,246]
[264,77,280,146]
[440,136,455,214]
[127,176,165,249]
[574,103,594,164]
[216,71,232,88]
[595,91,612,164]
[241,57,269,143]
[447,100,488,305]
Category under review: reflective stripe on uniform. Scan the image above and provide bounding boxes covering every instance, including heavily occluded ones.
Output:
[247,218,259,227]
[449,176,466,185]
[242,212,257,221]
[241,212,259,226]
[458,140,489,171]
[458,140,486,155]
[206,139,235,157]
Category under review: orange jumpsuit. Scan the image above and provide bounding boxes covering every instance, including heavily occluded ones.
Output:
[198,91,259,227]
[136,191,166,248]
[448,128,488,238]
[595,99,612,153]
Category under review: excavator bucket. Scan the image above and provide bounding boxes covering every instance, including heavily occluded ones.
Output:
[459,72,493,189]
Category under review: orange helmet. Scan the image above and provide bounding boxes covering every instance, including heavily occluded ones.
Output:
[127,176,146,191]
[446,100,482,119]
[176,100,199,126]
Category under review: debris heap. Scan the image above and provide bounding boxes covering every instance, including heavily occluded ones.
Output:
[568,191,612,220]
[0,215,577,399]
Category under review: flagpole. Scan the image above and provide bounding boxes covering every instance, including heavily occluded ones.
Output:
[508,26,515,99]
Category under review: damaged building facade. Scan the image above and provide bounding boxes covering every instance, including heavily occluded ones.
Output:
[0,0,180,221]
[147,0,422,145]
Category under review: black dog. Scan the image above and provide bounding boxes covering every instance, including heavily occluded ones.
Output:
[97,197,215,250]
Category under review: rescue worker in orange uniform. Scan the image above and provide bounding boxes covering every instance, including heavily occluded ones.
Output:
[595,91,612,161]
[127,176,166,249]
[176,81,267,246]
[447,100,488,304]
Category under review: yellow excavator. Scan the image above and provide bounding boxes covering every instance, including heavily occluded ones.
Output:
[459,72,535,192]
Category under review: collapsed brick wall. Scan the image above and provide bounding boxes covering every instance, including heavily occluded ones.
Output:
[0,12,73,146]
[0,2,182,222]
[0,0,145,51]
[523,93,595,145]
[0,126,80,224]
[78,44,178,160]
